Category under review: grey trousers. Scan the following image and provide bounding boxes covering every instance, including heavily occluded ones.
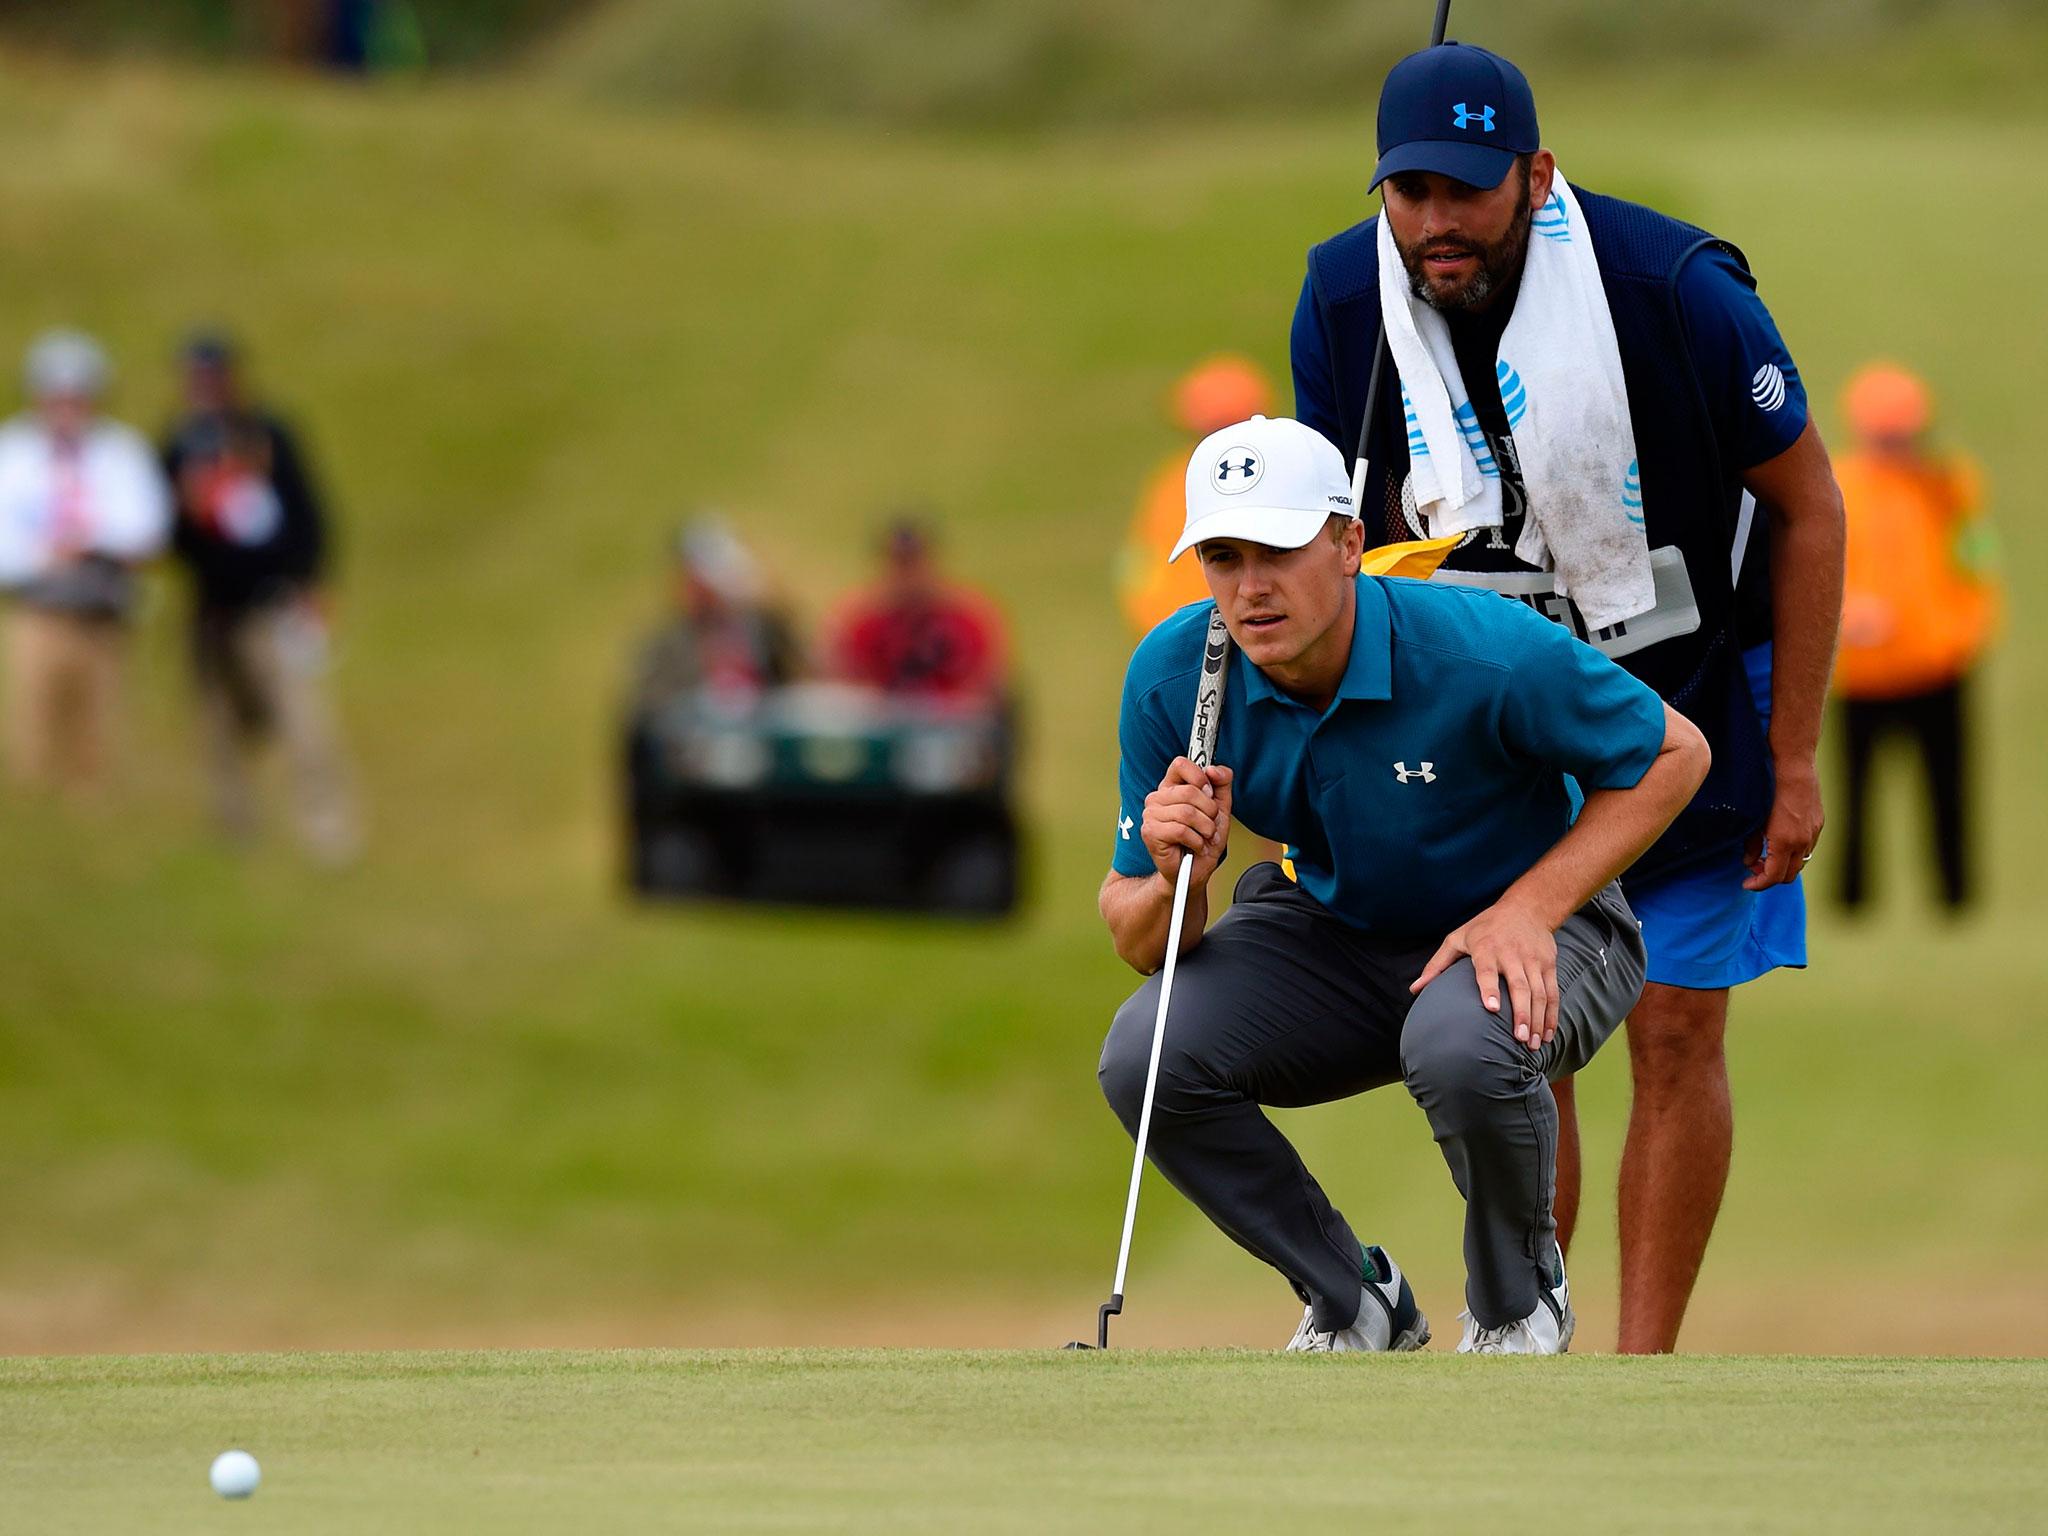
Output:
[1099,862,1646,1330]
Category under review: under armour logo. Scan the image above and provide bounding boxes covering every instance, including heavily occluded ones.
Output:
[1118,814,1134,840]
[1452,102,1495,132]
[1211,443,1264,494]
[1393,761,1437,784]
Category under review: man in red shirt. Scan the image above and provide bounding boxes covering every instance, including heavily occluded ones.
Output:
[827,520,1005,701]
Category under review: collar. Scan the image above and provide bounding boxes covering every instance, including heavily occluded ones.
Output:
[1239,574,1393,709]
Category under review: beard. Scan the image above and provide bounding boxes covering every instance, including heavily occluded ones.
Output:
[1394,164,1534,314]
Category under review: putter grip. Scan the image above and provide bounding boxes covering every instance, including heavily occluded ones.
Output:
[1185,608,1231,765]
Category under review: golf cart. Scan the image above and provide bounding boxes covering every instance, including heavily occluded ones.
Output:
[625,682,1022,916]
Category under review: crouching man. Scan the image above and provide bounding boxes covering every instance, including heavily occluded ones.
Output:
[1098,415,1708,1352]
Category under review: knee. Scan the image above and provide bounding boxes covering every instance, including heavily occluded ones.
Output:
[1401,968,1522,1131]
[1098,988,1159,1126]
[1099,984,1229,1127]
[1626,987,1728,1098]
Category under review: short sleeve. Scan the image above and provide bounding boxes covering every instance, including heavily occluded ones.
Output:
[1495,605,1666,791]
[1675,246,1809,471]
[1111,657,1184,878]
[1291,265,1342,449]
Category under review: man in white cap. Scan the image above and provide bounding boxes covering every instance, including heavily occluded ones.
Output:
[1097,415,1708,1352]
[0,331,170,792]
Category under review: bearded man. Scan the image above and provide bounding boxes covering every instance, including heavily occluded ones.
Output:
[1290,42,1846,1352]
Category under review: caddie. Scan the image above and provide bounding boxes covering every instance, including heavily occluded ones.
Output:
[1290,43,1847,1351]
[1098,413,1708,1353]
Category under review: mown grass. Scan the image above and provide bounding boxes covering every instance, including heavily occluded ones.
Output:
[2,1349,2044,1533]
[0,57,2042,1352]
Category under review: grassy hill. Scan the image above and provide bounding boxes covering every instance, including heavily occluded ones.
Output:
[547,0,2048,125]
[0,54,2043,1354]
[13,2,2044,125]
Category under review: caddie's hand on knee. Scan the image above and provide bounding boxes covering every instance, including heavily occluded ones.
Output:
[1141,757,1233,890]
[1411,901,1560,1052]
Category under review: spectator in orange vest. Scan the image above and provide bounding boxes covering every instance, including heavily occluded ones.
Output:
[1118,357,1275,637]
[1832,363,1999,912]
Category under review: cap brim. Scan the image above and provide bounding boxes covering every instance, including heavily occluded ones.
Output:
[1369,139,1515,191]
[1169,505,1334,563]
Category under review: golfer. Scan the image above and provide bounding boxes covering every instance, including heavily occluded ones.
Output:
[1098,414,1708,1353]
[1291,44,1846,1351]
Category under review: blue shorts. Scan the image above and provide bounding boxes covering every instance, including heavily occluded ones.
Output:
[1626,855,1806,989]
[1623,643,1807,991]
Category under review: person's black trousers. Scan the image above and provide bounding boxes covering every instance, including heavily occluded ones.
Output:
[1837,677,1972,911]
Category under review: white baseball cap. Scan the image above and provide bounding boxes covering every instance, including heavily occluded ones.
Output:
[1170,415,1358,562]
[24,329,110,400]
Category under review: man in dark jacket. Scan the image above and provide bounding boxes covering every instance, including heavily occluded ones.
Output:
[163,333,359,861]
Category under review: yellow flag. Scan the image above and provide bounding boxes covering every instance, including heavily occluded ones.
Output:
[1361,533,1462,580]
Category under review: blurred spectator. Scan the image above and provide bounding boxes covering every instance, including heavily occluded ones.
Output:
[163,332,360,862]
[633,518,799,708]
[0,331,169,793]
[827,519,1005,701]
[1118,355,1273,636]
[1832,363,1999,912]
[323,1,426,73]
[327,0,379,68]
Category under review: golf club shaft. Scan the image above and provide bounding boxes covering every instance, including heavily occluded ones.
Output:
[1109,850,1197,1301]
[1347,0,1455,510]
[1102,608,1232,1326]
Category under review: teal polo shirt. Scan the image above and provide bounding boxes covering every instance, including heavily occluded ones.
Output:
[1111,574,1667,937]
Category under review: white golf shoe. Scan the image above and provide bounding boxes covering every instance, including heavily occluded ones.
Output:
[1455,1253,1575,1355]
[1285,1245,1431,1353]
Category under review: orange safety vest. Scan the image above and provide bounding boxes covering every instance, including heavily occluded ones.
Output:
[1118,458,1212,637]
[1834,450,1997,700]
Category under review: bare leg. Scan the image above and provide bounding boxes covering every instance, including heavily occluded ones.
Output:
[1551,1073,1581,1259]
[1616,983,1731,1354]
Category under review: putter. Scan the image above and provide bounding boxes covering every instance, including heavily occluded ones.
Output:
[1070,0,1454,1353]
[1067,606,1231,1351]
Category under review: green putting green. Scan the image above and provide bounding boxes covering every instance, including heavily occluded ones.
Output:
[4,1349,2044,1532]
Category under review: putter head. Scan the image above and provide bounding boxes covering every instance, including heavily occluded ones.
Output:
[1062,1293,1121,1351]
[1091,1294,1121,1350]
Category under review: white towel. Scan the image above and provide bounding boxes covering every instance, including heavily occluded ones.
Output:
[1376,175,1653,631]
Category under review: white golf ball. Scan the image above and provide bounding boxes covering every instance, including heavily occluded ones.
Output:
[209,1449,260,1499]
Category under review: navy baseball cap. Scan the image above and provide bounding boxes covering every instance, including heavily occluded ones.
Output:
[1370,42,1539,192]
[179,329,239,369]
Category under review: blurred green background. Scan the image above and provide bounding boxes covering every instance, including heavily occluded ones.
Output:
[0,1,2043,1355]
